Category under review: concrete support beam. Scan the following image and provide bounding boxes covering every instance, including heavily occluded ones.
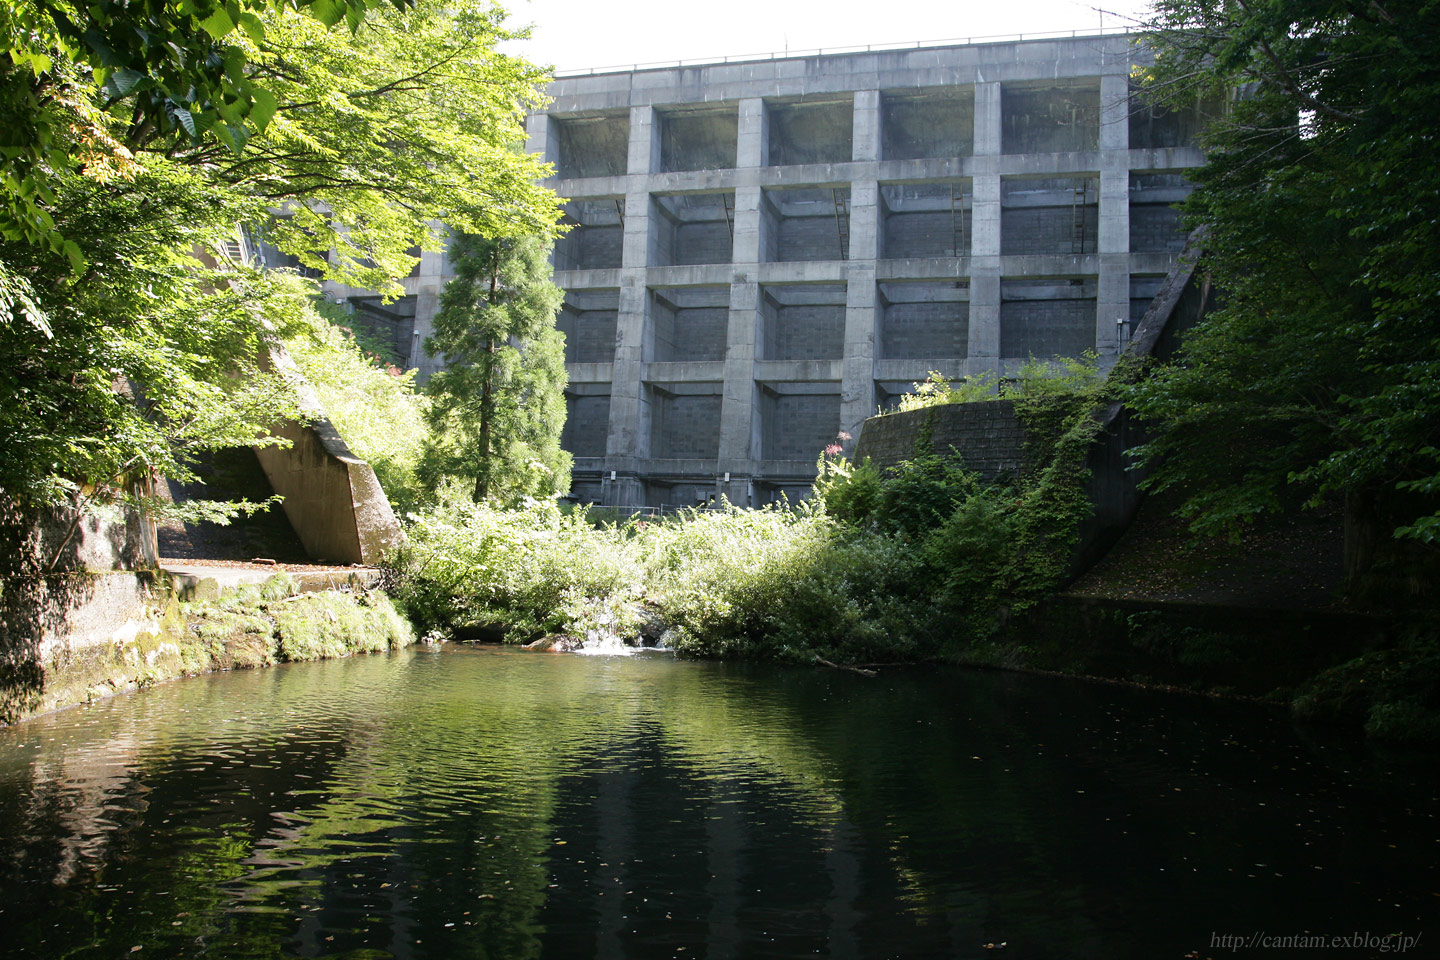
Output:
[1098,74,1131,256]
[737,97,768,168]
[839,261,878,443]
[852,90,881,162]
[973,82,1002,157]
[627,104,660,176]
[966,270,1001,374]
[1096,259,1131,363]
[603,273,650,475]
[1097,74,1132,363]
[731,185,764,266]
[846,179,879,263]
[408,284,442,381]
[525,112,558,170]
[717,279,762,478]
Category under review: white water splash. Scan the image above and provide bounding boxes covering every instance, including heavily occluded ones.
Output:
[574,628,637,656]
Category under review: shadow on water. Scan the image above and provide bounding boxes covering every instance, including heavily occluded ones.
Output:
[0,645,1436,959]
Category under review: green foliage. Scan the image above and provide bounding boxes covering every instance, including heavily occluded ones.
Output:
[387,497,643,641]
[0,0,560,276]
[1291,627,1440,744]
[1128,1,1440,559]
[285,295,429,514]
[887,351,1102,414]
[212,0,561,292]
[813,455,882,527]
[0,162,304,519]
[893,370,997,412]
[1004,351,1103,399]
[393,371,1116,664]
[423,233,570,503]
[0,0,562,543]
[648,507,932,662]
[0,0,380,258]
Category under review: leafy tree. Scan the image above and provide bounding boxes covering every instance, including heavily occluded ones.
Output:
[1126,0,1440,590]
[189,0,561,291]
[0,0,388,262]
[0,0,562,533]
[0,163,306,553]
[422,233,570,503]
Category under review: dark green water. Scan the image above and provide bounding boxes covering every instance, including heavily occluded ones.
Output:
[0,646,1435,959]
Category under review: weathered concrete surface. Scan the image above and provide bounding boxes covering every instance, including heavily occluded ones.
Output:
[525,34,1208,508]
[853,399,1028,481]
[161,564,383,602]
[34,497,157,573]
[3,565,406,726]
[255,345,403,566]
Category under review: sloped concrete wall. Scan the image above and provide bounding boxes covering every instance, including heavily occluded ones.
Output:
[255,345,403,566]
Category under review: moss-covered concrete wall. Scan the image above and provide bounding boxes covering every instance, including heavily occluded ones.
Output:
[2,570,414,726]
[853,400,1028,479]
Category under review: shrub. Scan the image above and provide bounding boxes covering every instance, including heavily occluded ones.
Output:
[893,370,998,412]
[285,298,430,514]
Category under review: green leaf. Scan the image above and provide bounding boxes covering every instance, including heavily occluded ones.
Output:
[310,0,346,28]
[109,67,146,96]
[173,107,197,138]
[235,11,266,44]
[249,88,278,132]
[199,6,235,40]
[61,239,83,273]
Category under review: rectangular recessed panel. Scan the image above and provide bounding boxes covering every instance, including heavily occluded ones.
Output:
[879,282,969,359]
[764,188,849,263]
[764,392,841,461]
[1000,280,1096,359]
[561,394,611,458]
[761,284,847,361]
[651,287,730,362]
[660,108,738,172]
[1128,88,1224,150]
[1129,173,1193,254]
[559,289,619,364]
[555,200,624,271]
[654,393,722,458]
[651,193,735,266]
[555,114,629,179]
[1000,177,1098,256]
[768,98,854,165]
[1001,82,1101,155]
[881,182,972,259]
[882,88,974,160]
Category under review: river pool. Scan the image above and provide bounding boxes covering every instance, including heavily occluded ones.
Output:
[0,645,1435,958]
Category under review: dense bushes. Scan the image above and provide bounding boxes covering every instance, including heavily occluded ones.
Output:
[386,380,1106,664]
[386,497,946,662]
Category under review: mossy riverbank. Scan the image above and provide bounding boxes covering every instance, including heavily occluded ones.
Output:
[21,572,414,724]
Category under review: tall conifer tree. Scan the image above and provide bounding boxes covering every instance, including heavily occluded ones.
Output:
[423,233,570,502]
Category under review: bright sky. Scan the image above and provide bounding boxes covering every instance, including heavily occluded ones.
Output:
[500,0,1156,73]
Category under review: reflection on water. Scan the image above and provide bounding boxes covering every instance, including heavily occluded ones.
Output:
[0,646,1435,959]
